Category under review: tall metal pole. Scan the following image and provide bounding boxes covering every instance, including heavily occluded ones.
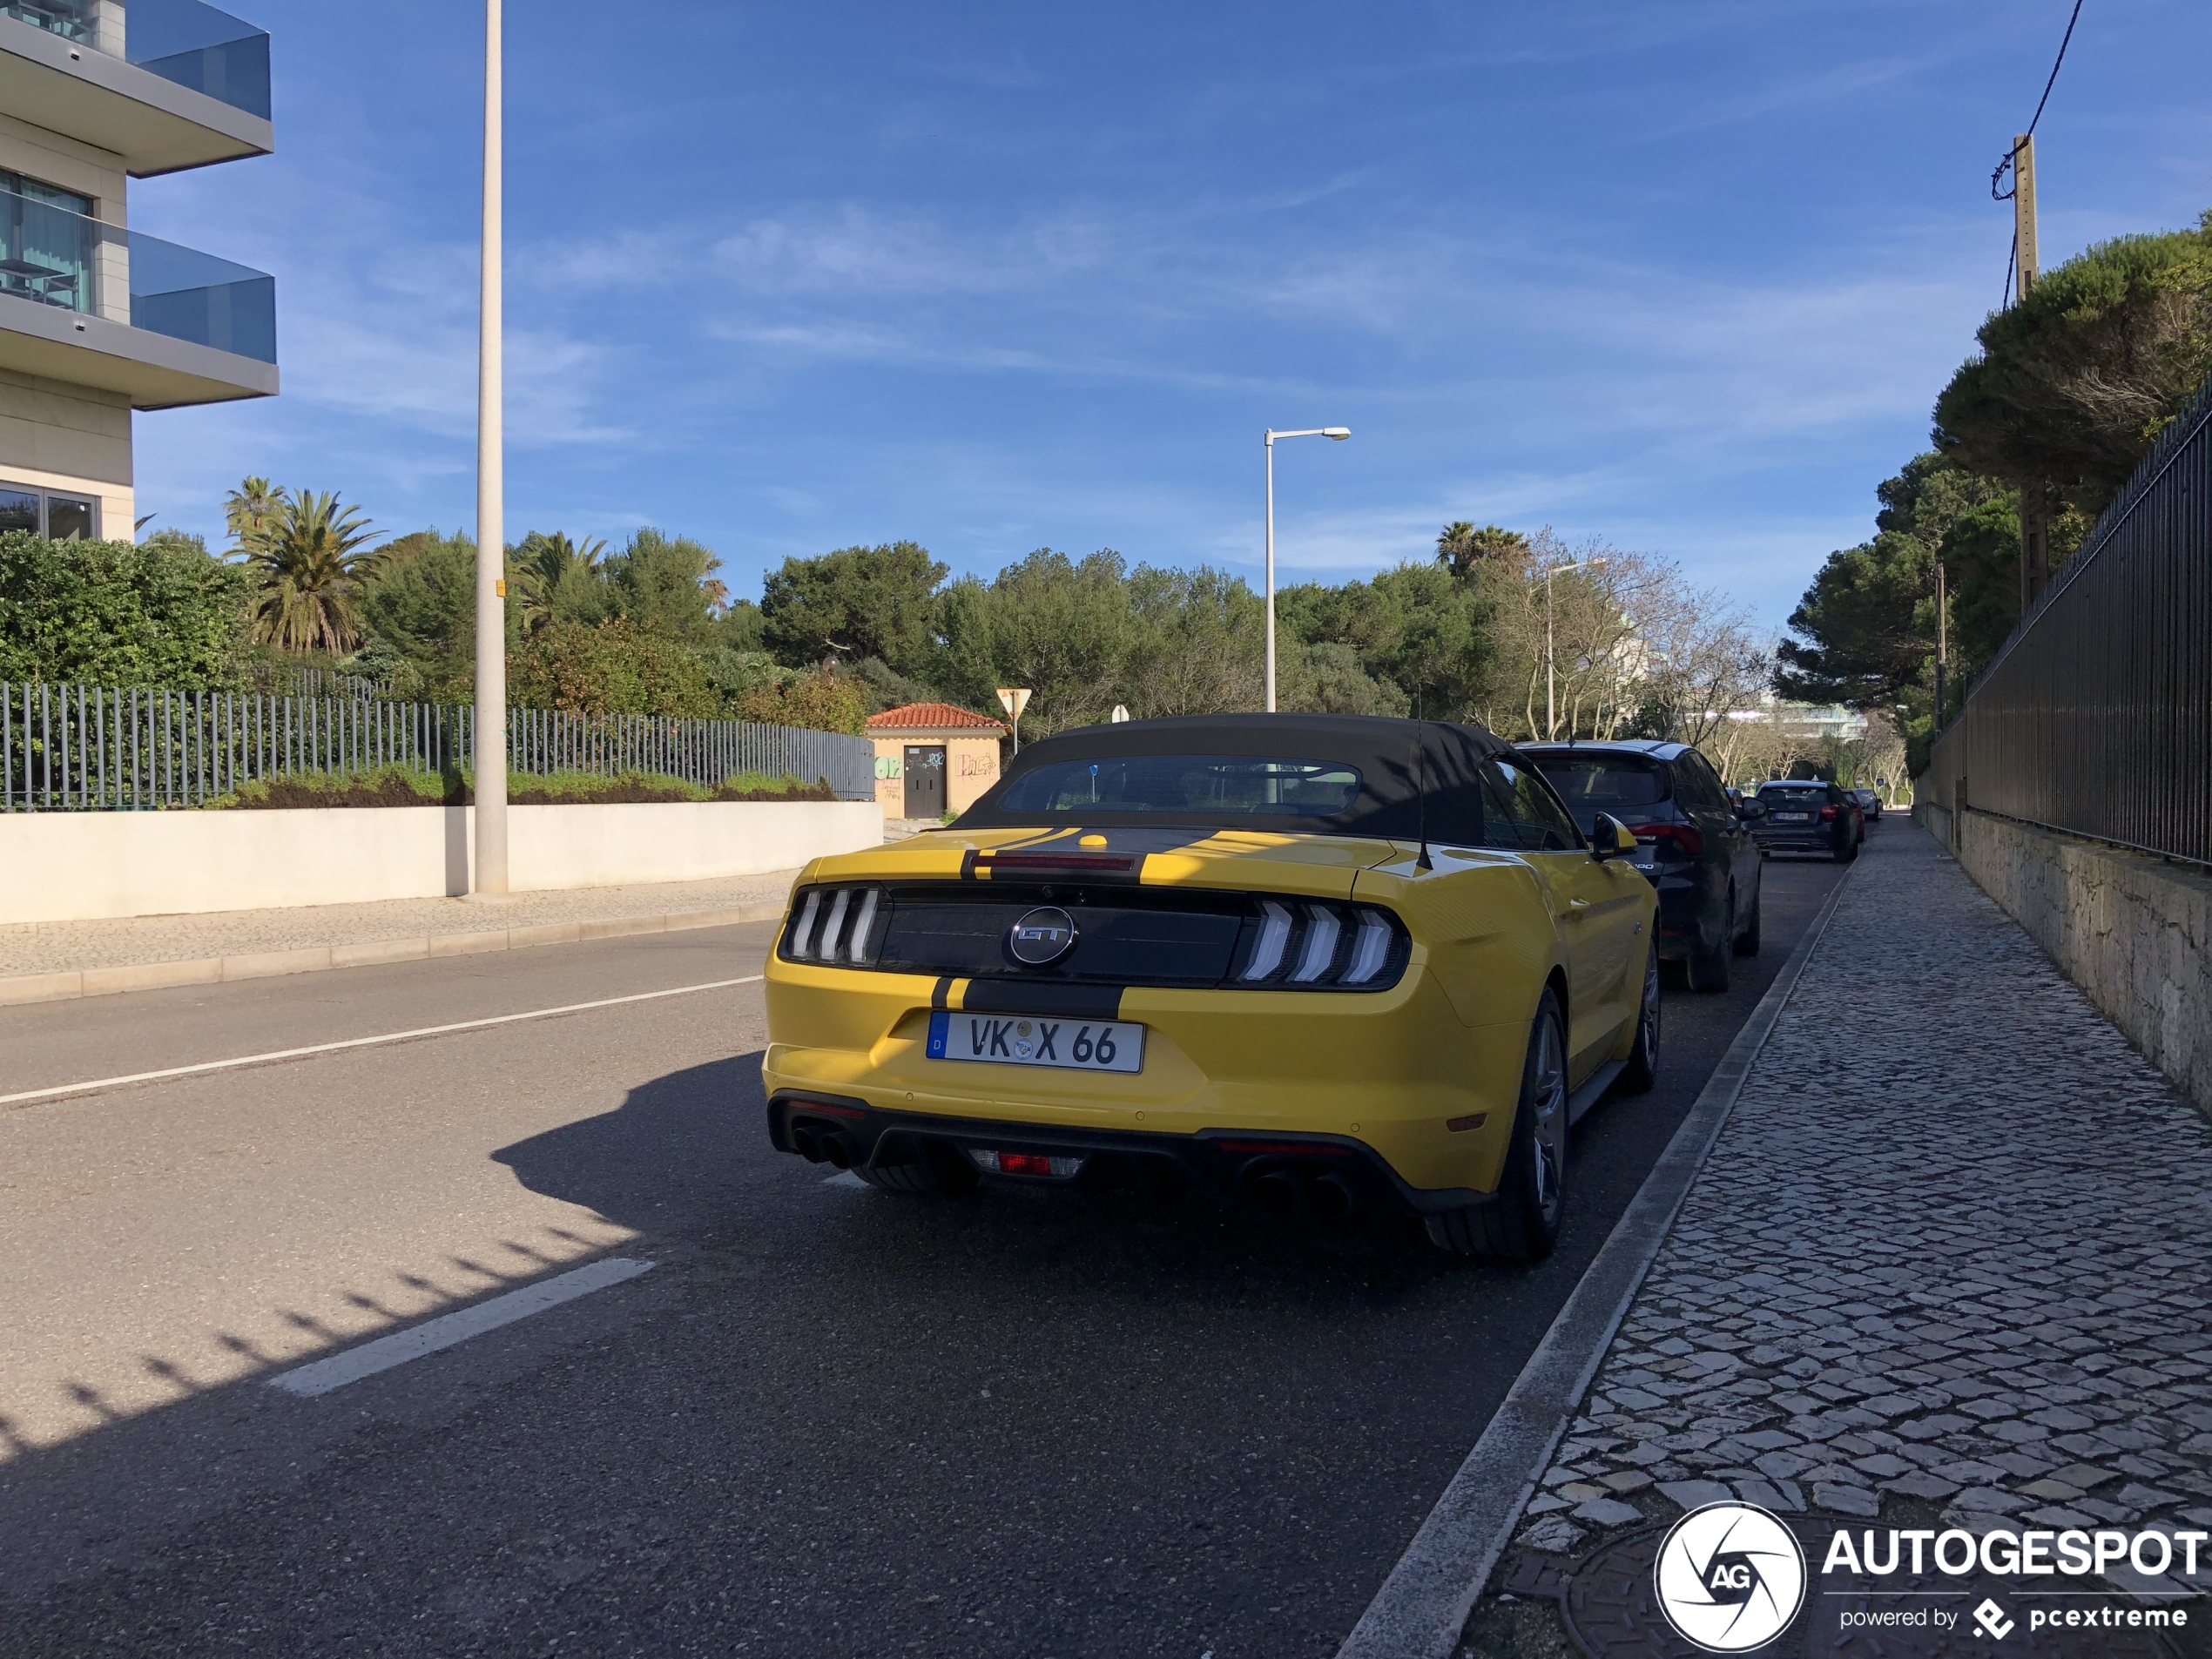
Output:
[1264,432,1277,713]
[1933,561,1949,733]
[473,0,508,894]
[1544,568,1556,741]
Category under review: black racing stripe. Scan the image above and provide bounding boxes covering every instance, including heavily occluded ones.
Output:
[959,846,979,881]
[960,978,1126,1022]
[931,975,953,1011]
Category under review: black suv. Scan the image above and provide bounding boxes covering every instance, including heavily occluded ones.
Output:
[1749,779,1859,861]
[1522,739,1763,992]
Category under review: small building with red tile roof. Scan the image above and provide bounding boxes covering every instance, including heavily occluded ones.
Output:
[864,703,1009,819]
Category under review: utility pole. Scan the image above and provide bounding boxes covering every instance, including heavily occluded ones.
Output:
[2013,132,2050,613]
[472,0,508,895]
[1933,561,1949,734]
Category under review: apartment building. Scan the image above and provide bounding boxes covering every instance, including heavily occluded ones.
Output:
[0,0,274,542]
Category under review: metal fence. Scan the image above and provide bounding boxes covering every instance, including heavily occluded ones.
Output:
[1923,375,2212,868]
[0,682,877,810]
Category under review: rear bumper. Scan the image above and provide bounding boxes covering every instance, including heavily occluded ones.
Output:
[1643,865,1717,959]
[761,958,1537,1197]
[770,1092,1493,1219]
[1751,831,1843,854]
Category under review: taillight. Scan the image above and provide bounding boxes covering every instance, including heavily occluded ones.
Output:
[1629,823,1703,858]
[968,1150,1085,1177]
[1235,900,1407,990]
[781,885,887,964]
[1818,805,1837,821]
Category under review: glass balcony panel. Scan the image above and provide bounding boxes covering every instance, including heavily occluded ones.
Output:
[127,230,273,361]
[3,0,272,122]
[0,181,274,362]
[125,0,270,120]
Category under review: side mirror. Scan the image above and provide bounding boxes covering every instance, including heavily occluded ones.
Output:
[1590,812,1638,861]
[1736,799,1765,820]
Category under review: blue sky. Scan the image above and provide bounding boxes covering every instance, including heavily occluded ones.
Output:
[130,0,2212,630]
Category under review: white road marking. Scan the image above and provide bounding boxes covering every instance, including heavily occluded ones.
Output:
[822,1170,868,1190]
[0,975,765,1109]
[267,1258,657,1398]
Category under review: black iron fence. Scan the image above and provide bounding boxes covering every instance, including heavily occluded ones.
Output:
[1922,376,2212,867]
[0,682,877,810]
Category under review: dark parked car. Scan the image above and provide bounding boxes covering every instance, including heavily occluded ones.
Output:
[1523,739,1762,992]
[1750,779,1859,862]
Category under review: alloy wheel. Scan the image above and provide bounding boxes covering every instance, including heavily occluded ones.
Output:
[1637,947,1661,1069]
[1531,1015,1568,1222]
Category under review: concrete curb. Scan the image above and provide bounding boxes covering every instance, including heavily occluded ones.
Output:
[0,902,788,1009]
[1334,866,1858,1659]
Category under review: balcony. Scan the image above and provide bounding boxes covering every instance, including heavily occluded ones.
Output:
[0,0,273,176]
[0,181,275,407]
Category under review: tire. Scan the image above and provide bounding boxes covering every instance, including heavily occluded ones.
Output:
[1686,893,1732,993]
[1619,941,1661,1095]
[1835,836,1858,864]
[1733,880,1762,956]
[1426,990,1568,1262]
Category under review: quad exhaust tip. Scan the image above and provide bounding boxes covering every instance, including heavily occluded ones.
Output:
[790,1123,853,1169]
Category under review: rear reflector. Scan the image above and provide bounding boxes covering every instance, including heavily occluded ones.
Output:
[968,1149,1086,1177]
[1445,1113,1487,1133]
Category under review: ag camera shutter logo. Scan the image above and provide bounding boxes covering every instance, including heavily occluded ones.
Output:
[1654,1502,1807,1652]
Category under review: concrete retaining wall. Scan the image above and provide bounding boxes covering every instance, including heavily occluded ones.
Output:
[1933,807,2212,1117]
[0,800,882,923]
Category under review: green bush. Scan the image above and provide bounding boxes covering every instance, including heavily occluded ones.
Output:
[732,664,867,735]
[205,763,831,809]
[0,530,249,687]
[509,617,719,718]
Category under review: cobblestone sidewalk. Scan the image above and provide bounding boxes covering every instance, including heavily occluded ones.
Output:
[1514,826,2212,1561]
[0,868,804,979]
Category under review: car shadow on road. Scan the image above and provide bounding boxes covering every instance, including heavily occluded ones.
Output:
[490,1049,1489,1305]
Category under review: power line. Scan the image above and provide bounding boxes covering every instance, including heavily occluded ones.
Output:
[1993,0,2083,203]
[1992,0,2083,309]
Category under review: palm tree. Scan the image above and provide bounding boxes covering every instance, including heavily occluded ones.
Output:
[246,491,380,653]
[511,529,609,635]
[225,476,288,552]
[1436,521,1530,577]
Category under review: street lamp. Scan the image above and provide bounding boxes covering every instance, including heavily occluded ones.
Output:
[1263,426,1350,712]
[472,0,508,895]
[1541,557,1606,741]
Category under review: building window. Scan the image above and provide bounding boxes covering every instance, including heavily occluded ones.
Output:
[0,480,98,539]
[0,169,96,314]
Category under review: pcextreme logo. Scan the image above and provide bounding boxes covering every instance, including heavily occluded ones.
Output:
[1654,1502,1807,1652]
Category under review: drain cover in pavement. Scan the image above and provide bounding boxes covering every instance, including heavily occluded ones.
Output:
[1557,1523,2186,1658]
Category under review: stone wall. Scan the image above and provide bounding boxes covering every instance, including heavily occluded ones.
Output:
[1926,808,2212,1117]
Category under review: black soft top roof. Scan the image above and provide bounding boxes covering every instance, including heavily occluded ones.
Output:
[952,712,1525,840]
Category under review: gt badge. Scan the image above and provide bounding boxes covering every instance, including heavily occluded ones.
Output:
[1008,906,1078,966]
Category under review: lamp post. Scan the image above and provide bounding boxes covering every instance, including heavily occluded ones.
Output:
[1262,426,1350,711]
[1541,556,1605,741]
[471,0,508,895]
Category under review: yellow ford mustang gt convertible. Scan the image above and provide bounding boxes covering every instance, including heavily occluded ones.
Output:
[761,714,1660,1260]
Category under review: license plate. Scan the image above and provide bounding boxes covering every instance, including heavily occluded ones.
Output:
[927,1011,1144,1074]
[1774,812,1811,822]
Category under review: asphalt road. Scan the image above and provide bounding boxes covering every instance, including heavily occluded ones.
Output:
[0,841,1858,1657]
